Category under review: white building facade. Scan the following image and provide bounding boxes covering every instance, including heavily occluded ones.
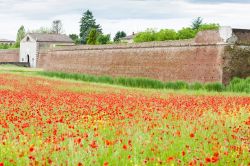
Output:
[20,33,74,68]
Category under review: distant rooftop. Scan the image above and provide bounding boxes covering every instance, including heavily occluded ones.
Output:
[27,33,73,43]
[122,33,138,40]
[0,39,15,42]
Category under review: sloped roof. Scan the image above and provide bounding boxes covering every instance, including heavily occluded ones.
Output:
[121,33,137,40]
[27,33,73,43]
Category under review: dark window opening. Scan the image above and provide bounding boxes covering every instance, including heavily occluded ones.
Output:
[27,54,30,64]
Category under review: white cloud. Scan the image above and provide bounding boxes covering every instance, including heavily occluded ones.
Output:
[0,0,250,40]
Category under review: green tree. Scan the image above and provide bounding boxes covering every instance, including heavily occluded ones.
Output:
[177,27,197,39]
[97,34,111,44]
[192,17,203,30]
[113,31,127,42]
[15,25,26,47]
[156,29,177,41]
[133,29,156,43]
[80,10,102,44]
[87,29,99,45]
[69,34,80,44]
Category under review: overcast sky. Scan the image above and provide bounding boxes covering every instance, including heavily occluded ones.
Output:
[1,0,250,40]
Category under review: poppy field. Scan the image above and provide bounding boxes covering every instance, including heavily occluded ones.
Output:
[0,72,249,166]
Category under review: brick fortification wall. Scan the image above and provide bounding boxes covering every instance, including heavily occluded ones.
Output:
[0,49,19,62]
[39,28,250,84]
[221,28,250,84]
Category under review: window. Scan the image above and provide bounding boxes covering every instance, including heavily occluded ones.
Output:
[26,37,30,42]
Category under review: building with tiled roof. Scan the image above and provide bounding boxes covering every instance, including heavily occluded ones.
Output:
[20,33,74,68]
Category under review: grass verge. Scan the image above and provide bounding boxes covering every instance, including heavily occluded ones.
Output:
[36,71,250,93]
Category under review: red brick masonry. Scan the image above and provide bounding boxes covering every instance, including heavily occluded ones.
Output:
[0,49,19,62]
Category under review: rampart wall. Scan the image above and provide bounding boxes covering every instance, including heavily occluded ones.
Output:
[0,49,19,62]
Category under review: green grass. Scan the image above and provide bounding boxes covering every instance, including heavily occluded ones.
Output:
[226,77,250,93]
[36,71,250,93]
[0,68,249,165]
[0,65,249,94]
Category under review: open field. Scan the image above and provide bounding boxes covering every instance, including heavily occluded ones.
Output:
[0,66,250,165]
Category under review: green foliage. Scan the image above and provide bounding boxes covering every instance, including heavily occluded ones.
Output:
[0,44,18,49]
[133,18,220,43]
[116,77,165,89]
[198,23,220,31]
[37,71,249,93]
[204,83,225,92]
[165,81,189,90]
[133,24,219,43]
[190,82,203,90]
[134,29,157,43]
[156,29,177,41]
[177,28,197,40]
[69,34,80,44]
[192,17,203,30]
[114,31,127,42]
[15,25,26,47]
[97,34,111,44]
[87,29,99,45]
[80,10,102,44]
[226,77,250,93]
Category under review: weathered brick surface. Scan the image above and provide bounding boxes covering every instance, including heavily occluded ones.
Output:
[0,49,19,62]
[19,29,250,84]
[222,45,250,84]
[233,29,250,45]
[41,42,224,83]
[37,49,49,68]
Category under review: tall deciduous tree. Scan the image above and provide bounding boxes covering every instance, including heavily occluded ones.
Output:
[87,28,99,45]
[52,20,63,34]
[15,25,26,47]
[80,10,102,44]
[192,17,203,30]
[113,31,126,42]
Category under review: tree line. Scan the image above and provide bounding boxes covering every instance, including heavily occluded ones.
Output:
[5,10,127,49]
[70,10,126,45]
[2,11,220,50]
[134,17,220,43]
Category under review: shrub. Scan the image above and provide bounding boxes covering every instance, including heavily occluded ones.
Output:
[156,29,177,41]
[133,23,220,43]
[97,34,111,45]
[87,29,99,45]
[198,23,220,31]
[133,29,157,43]
[177,28,197,40]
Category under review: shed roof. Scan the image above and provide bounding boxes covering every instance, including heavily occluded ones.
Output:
[27,33,73,43]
